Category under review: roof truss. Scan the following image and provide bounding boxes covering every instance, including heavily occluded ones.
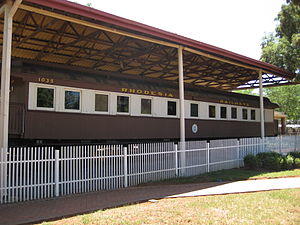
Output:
[0,7,296,90]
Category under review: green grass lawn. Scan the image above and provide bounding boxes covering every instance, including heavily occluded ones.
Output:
[142,168,300,186]
[40,189,300,225]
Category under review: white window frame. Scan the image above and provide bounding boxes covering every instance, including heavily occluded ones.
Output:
[166,100,178,117]
[190,102,199,118]
[34,83,56,111]
[140,96,153,117]
[230,106,238,120]
[116,94,131,115]
[208,104,216,119]
[250,109,256,121]
[219,105,227,120]
[242,108,248,120]
[93,91,110,114]
[63,88,82,113]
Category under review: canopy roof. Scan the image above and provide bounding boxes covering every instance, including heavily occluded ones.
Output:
[0,0,297,90]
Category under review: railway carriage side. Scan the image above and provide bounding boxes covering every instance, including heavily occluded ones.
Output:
[7,63,278,146]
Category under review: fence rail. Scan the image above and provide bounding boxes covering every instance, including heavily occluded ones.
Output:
[0,135,299,204]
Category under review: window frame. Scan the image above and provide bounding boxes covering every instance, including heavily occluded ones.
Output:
[116,94,130,115]
[231,107,237,119]
[190,103,199,118]
[63,88,82,112]
[167,100,177,117]
[140,97,153,116]
[35,84,56,111]
[208,105,216,118]
[250,109,256,120]
[220,106,227,119]
[93,91,110,114]
[242,108,248,120]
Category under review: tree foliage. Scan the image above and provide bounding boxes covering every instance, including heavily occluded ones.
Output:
[261,1,300,122]
[233,89,258,96]
[265,85,300,122]
[261,2,300,77]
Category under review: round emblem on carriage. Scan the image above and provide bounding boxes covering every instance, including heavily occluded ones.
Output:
[192,124,198,133]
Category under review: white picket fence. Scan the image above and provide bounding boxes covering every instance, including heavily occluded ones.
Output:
[0,135,299,204]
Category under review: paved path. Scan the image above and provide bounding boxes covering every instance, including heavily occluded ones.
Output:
[0,177,299,225]
[167,177,300,198]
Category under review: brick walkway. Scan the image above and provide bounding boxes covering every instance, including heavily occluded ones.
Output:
[0,177,299,225]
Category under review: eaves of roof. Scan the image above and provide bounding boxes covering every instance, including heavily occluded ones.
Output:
[22,0,296,79]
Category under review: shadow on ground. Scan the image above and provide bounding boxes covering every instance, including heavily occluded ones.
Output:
[0,181,228,225]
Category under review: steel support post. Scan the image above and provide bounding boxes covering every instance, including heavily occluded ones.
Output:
[178,46,186,176]
[259,70,265,152]
[0,1,13,202]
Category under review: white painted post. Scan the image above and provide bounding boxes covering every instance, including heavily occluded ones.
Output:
[279,135,282,154]
[237,140,240,168]
[174,144,178,176]
[259,70,265,152]
[0,1,13,203]
[124,147,128,187]
[295,135,297,152]
[206,142,210,173]
[178,46,186,176]
[259,70,265,138]
[54,149,60,197]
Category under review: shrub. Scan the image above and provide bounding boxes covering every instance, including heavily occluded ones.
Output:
[287,151,300,168]
[288,151,300,159]
[244,154,261,169]
[244,151,300,171]
[281,155,294,170]
[256,152,283,171]
[294,158,300,168]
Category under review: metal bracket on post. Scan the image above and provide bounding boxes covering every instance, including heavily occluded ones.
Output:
[54,149,60,197]
[124,146,128,188]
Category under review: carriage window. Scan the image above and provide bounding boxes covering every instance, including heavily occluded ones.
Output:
[251,109,256,120]
[167,101,177,116]
[141,98,151,115]
[95,94,108,112]
[190,103,198,117]
[220,106,227,119]
[242,108,248,120]
[65,90,80,110]
[37,87,54,108]
[231,107,237,119]
[117,96,129,113]
[209,105,216,118]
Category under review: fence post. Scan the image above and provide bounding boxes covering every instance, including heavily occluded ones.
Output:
[179,141,186,176]
[237,140,240,168]
[279,135,282,154]
[174,144,178,176]
[295,134,297,152]
[206,142,210,173]
[0,147,7,203]
[54,149,60,197]
[124,146,128,188]
[261,138,265,152]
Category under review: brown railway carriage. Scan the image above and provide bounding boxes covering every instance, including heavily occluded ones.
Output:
[8,61,278,145]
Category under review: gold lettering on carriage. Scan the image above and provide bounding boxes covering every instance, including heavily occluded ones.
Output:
[219,100,250,107]
[121,88,174,98]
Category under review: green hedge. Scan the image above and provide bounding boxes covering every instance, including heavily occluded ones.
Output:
[243,151,300,171]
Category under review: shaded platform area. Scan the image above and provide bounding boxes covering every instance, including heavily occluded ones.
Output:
[0,177,299,225]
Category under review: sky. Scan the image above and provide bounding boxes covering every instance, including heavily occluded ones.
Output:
[71,0,284,60]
